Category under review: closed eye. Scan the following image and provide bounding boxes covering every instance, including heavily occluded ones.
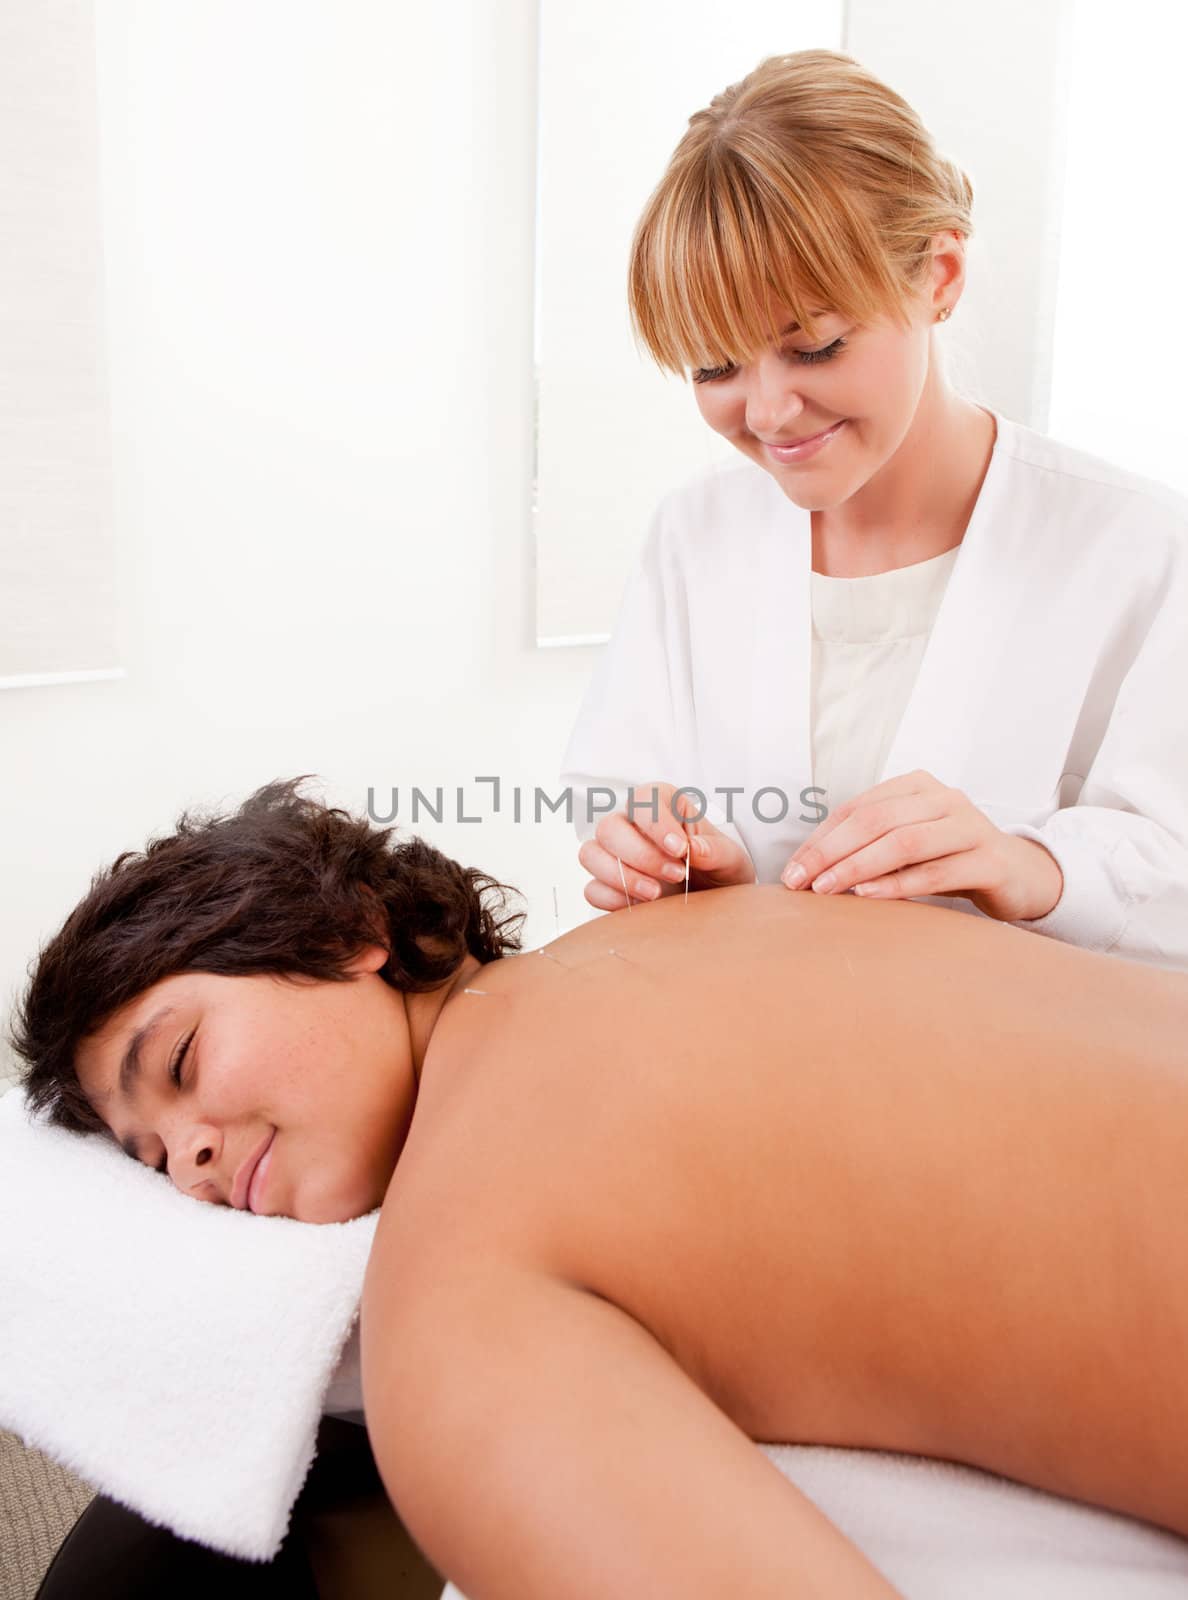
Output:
[154,1028,196,1175]
[169,1028,195,1090]
[794,337,847,366]
[692,337,848,384]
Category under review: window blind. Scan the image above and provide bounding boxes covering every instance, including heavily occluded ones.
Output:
[0,1,119,689]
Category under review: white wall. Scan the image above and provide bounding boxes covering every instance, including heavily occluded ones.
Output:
[844,0,1070,433]
[533,0,844,643]
[0,3,121,687]
[0,0,599,1076]
[1047,0,1188,487]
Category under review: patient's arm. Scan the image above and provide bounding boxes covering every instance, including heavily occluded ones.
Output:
[360,1256,903,1599]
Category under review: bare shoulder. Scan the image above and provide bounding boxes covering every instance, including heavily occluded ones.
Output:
[358,973,587,1310]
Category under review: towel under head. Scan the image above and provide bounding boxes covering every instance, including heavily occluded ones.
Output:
[0,1083,377,1560]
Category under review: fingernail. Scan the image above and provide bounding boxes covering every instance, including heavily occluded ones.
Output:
[782,863,807,888]
[692,836,709,859]
[812,870,836,893]
[664,833,686,856]
[639,880,661,899]
[661,862,685,881]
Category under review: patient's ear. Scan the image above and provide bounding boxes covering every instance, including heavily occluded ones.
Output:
[343,943,390,976]
[346,885,391,975]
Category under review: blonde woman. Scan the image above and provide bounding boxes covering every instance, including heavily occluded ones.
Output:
[561,50,1188,971]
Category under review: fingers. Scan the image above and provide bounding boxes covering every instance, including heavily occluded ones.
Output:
[800,816,967,895]
[624,785,730,868]
[791,769,943,864]
[579,835,682,904]
[594,808,687,878]
[685,828,756,888]
[622,785,697,859]
[577,786,692,909]
[600,807,688,872]
[576,782,753,910]
[849,847,983,901]
[583,877,631,913]
[783,790,954,889]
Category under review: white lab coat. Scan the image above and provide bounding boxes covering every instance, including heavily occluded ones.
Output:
[560,409,1188,972]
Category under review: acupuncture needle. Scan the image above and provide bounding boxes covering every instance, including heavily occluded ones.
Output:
[616,855,633,911]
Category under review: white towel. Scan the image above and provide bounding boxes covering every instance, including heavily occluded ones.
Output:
[437,1443,1188,1598]
[754,1444,1188,1597]
[0,1084,378,1561]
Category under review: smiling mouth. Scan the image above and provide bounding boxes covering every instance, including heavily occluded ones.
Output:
[232,1129,275,1211]
[760,421,845,447]
[755,419,849,463]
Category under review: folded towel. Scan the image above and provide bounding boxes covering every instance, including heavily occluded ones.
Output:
[0,1084,378,1561]
[754,1444,1188,1597]
[437,1443,1188,1598]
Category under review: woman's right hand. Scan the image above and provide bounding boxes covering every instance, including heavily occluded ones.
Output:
[578,781,756,912]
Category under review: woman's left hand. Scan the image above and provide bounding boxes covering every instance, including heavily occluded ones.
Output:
[780,769,1064,924]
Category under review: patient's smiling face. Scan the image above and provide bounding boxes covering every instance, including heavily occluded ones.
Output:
[74,945,421,1224]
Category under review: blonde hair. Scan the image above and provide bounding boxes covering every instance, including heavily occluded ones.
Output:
[628,50,974,376]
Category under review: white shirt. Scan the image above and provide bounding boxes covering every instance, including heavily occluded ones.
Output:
[560,409,1188,971]
[811,546,960,812]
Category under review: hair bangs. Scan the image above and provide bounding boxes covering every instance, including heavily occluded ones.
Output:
[630,144,901,377]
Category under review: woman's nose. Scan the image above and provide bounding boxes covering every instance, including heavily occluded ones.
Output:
[744,352,805,438]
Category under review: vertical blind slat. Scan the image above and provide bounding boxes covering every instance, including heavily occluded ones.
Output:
[0,2,118,684]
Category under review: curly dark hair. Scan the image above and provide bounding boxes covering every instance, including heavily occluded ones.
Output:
[10,776,526,1135]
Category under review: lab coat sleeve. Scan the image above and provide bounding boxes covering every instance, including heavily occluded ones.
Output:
[1001,535,1188,970]
[559,496,752,862]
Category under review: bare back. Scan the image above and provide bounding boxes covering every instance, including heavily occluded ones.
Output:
[374,887,1188,1535]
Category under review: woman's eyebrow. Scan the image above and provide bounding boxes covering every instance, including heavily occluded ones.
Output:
[119,1005,176,1099]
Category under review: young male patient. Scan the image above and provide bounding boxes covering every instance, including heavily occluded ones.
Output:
[13,778,1188,1600]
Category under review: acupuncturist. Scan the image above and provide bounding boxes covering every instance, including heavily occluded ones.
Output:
[560,49,1188,971]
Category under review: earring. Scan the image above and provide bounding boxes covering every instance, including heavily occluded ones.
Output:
[936,307,952,323]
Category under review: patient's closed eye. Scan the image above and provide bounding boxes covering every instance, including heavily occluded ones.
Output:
[154,1029,196,1174]
[169,1029,195,1089]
